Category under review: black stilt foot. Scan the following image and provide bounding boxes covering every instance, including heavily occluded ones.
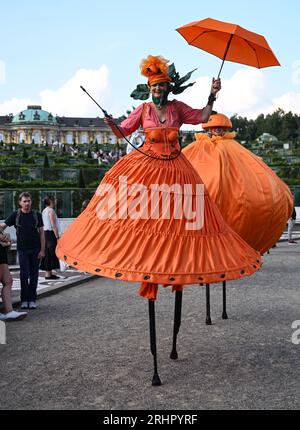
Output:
[152,373,162,386]
[222,281,228,319]
[148,299,162,386]
[206,283,212,325]
[170,290,183,360]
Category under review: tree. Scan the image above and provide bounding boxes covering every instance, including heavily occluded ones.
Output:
[280,111,298,141]
[94,140,99,152]
[78,169,85,188]
[254,113,266,138]
[22,147,28,159]
[43,154,50,168]
[87,148,92,158]
[230,115,249,141]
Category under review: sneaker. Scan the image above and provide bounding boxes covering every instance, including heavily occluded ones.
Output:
[45,275,60,280]
[0,310,27,321]
[21,302,29,309]
[288,240,297,244]
[28,301,37,309]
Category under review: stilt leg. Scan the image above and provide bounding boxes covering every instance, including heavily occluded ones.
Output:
[148,300,161,386]
[206,283,212,325]
[222,281,228,319]
[170,290,183,360]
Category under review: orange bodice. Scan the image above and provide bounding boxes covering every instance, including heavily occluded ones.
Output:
[143,127,180,158]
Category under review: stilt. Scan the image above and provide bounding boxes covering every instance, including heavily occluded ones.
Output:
[170,290,183,360]
[222,281,228,319]
[206,283,212,325]
[148,300,161,386]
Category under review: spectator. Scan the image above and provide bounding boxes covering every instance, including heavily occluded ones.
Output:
[288,207,297,244]
[126,127,145,154]
[81,199,90,212]
[40,196,61,279]
[0,192,45,310]
[0,233,27,321]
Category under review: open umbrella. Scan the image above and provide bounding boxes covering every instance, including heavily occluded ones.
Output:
[176,17,280,77]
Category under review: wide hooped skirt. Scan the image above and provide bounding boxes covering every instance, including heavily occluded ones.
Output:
[56,149,262,298]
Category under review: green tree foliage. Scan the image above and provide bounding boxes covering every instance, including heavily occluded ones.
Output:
[22,147,29,159]
[43,154,50,168]
[230,109,300,142]
[78,168,85,188]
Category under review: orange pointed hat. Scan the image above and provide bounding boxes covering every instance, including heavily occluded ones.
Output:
[140,55,172,86]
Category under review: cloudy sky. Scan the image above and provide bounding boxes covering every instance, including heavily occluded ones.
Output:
[0,0,299,127]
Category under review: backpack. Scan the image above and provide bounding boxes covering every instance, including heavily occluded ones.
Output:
[15,209,39,232]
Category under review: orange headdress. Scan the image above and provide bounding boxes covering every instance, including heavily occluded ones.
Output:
[202,113,232,130]
[140,55,172,86]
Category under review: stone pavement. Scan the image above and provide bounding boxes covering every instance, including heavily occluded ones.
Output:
[0,241,299,410]
[7,267,94,305]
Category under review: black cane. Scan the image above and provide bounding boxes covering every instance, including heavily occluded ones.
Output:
[148,300,161,386]
[170,290,183,360]
[80,86,110,117]
[222,281,228,319]
[206,283,212,325]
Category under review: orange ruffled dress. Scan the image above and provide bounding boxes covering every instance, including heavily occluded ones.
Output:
[56,101,262,299]
[183,131,293,254]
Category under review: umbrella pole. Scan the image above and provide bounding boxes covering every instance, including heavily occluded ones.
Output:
[217,34,234,79]
[206,283,212,325]
[170,290,183,360]
[148,299,162,386]
[222,281,228,319]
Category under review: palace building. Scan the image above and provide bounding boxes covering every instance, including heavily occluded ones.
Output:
[0,105,125,145]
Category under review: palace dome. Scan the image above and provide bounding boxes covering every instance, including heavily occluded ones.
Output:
[12,106,57,124]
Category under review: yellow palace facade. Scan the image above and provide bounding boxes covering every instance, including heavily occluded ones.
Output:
[0,105,124,145]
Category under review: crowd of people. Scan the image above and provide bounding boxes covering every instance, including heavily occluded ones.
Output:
[94,148,124,165]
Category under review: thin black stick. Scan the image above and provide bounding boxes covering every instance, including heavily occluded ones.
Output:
[170,290,183,360]
[222,281,228,319]
[206,283,212,325]
[148,300,161,386]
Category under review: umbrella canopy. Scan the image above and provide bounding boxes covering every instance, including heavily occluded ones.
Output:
[176,18,280,77]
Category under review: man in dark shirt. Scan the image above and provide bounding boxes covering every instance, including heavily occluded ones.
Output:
[0,192,45,309]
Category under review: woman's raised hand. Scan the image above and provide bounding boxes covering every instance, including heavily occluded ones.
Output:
[211,78,221,96]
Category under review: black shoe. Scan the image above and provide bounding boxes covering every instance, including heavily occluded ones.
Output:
[45,275,60,279]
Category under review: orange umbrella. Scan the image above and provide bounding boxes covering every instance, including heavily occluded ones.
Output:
[176,17,280,77]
